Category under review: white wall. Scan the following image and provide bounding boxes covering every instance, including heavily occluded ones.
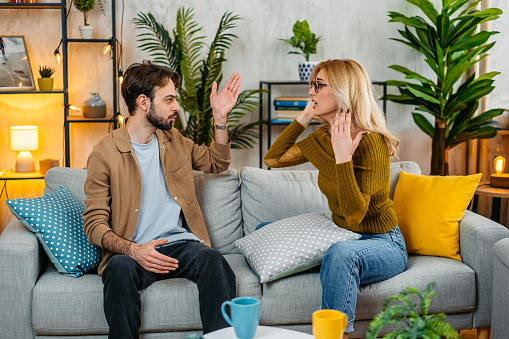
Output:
[2,0,508,174]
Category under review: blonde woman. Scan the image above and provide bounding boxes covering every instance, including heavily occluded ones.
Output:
[264,59,407,337]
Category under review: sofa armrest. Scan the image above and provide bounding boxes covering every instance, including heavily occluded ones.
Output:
[459,210,509,328]
[0,217,45,338]
[491,238,509,338]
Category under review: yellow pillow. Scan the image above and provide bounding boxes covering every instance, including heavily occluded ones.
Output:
[392,171,482,261]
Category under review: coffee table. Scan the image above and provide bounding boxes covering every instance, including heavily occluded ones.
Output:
[204,325,313,338]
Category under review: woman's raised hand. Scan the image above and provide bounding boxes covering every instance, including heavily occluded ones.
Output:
[331,109,366,164]
[296,99,315,127]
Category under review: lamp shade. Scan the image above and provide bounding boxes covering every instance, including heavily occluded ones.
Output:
[11,126,39,151]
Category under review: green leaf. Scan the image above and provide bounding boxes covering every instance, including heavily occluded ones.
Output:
[449,30,498,53]
[412,113,434,137]
[406,0,439,25]
[406,84,440,104]
[388,11,427,29]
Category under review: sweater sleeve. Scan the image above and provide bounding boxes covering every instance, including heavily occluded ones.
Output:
[335,133,390,226]
[264,120,309,168]
[83,145,114,248]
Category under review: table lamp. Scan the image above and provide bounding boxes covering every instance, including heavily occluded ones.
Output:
[11,126,39,173]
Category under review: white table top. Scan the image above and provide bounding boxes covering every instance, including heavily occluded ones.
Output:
[204,325,313,339]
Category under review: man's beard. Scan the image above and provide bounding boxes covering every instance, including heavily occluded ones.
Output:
[146,103,175,131]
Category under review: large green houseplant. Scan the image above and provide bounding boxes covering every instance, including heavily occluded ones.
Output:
[133,8,266,149]
[387,0,503,175]
[366,283,459,339]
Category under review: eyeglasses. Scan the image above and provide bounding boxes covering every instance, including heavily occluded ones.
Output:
[310,81,327,93]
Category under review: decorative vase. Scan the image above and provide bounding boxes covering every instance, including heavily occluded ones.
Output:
[83,92,106,118]
[37,78,54,91]
[79,25,94,39]
[298,61,318,81]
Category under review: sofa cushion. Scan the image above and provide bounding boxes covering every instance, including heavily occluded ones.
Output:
[45,167,243,255]
[6,185,101,277]
[393,172,482,261]
[240,162,421,236]
[194,170,243,254]
[240,168,330,236]
[31,254,261,335]
[45,167,87,207]
[260,255,474,325]
[234,213,360,283]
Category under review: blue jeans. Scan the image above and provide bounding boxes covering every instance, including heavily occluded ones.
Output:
[320,226,408,334]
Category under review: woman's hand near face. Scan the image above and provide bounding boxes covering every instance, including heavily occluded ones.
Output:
[296,99,315,127]
[331,109,367,164]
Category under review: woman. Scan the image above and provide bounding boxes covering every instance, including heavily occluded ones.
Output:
[264,59,407,337]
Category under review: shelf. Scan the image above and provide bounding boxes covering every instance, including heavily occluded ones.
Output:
[0,90,64,94]
[260,81,308,86]
[0,3,61,9]
[269,119,321,125]
[0,170,44,180]
[67,38,111,43]
[67,116,114,123]
[498,130,509,136]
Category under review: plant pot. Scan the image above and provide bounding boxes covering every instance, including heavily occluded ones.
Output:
[298,61,318,81]
[79,25,94,39]
[37,78,54,91]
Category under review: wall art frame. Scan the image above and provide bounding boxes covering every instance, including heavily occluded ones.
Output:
[0,36,35,91]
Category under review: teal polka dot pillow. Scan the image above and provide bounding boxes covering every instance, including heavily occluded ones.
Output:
[6,185,101,277]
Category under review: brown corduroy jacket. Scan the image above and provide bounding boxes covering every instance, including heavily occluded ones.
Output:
[83,125,231,275]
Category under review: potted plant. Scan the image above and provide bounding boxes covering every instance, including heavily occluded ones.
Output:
[133,8,267,149]
[279,20,322,81]
[386,0,503,175]
[74,0,95,39]
[37,65,56,91]
[366,283,459,338]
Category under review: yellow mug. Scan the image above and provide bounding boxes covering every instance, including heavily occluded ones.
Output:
[312,309,347,339]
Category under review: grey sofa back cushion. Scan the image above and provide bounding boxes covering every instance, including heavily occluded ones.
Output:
[194,169,243,254]
[44,167,243,254]
[45,167,87,207]
[240,168,331,236]
[240,161,420,236]
[388,161,421,200]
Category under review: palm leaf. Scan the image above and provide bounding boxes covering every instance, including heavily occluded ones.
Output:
[133,12,180,71]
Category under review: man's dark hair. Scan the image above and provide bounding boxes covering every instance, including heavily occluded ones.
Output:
[121,61,181,115]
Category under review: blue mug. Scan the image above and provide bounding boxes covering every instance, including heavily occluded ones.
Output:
[221,297,260,339]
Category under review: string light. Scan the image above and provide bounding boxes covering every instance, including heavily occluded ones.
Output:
[117,114,125,126]
[54,48,61,65]
[103,37,114,54]
[118,69,124,85]
[63,104,80,112]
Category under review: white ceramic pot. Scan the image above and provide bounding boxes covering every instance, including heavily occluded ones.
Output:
[298,61,318,81]
[79,25,94,39]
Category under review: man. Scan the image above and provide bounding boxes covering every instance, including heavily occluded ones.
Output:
[83,61,241,338]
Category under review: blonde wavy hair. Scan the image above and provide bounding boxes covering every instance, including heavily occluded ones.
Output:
[311,59,399,156]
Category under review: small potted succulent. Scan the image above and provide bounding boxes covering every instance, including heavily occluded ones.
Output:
[366,283,459,339]
[37,65,56,91]
[74,0,96,39]
[280,20,322,81]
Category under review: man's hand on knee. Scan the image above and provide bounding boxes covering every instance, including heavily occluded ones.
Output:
[129,238,179,274]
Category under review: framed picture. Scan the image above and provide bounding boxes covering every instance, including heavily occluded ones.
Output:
[0,36,35,91]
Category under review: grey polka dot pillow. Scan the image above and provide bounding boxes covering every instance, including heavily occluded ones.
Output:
[234,212,361,283]
[6,186,101,278]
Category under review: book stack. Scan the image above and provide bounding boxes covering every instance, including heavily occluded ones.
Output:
[273,97,308,121]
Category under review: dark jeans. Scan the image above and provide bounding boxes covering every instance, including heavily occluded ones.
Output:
[102,240,236,339]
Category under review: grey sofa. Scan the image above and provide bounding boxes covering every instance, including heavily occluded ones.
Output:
[491,237,509,339]
[1,161,507,339]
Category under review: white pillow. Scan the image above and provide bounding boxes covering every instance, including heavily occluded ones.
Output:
[234,212,361,283]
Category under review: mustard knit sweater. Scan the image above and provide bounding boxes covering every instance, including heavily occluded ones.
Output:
[264,120,397,234]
